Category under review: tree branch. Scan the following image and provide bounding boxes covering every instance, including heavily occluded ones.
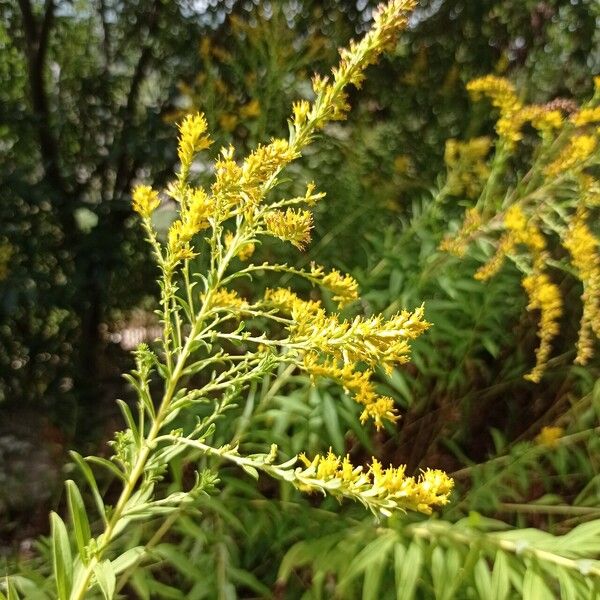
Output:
[17,0,67,195]
[113,0,162,199]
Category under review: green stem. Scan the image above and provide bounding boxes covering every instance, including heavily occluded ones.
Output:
[70,216,246,598]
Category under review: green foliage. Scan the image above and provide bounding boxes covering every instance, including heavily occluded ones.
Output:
[3,1,600,598]
[278,516,600,599]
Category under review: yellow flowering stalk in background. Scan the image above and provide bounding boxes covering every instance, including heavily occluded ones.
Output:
[440,74,600,382]
[444,137,491,198]
[49,3,452,599]
[521,272,563,383]
[563,210,600,365]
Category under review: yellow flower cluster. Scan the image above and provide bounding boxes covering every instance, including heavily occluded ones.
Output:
[205,288,248,311]
[466,77,565,149]
[466,75,520,114]
[290,304,429,373]
[571,107,600,127]
[439,207,482,257]
[211,140,298,212]
[441,75,600,381]
[242,139,298,199]
[497,105,563,148]
[444,137,491,198]
[309,264,359,307]
[546,134,597,178]
[264,209,313,249]
[522,272,563,383]
[166,187,214,261]
[262,287,427,428]
[295,451,453,516]
[535,425,564,448]
[132,185,160,219]
[177,113,212,170]
[263,288,327,326]
[563,213,600,365]
[474,204,546,281]
[304,354,398,429]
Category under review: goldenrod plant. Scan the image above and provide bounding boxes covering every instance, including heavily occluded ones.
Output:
[440,75,600,381]
[1,2,457,598]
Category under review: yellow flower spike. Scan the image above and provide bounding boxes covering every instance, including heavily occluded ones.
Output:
[243,139,297,189]
[218,113,238,133]
[522,272,563,382]
[563,214,600,365]
[293,451,453,516]
[292,304,429,374]
[177,112,212,170]
[132,185,160,219]
[532,108,563,132]
[264,209,313,249]
[303,355,400,429]
[474,234,514,281]
[167,220,196,261]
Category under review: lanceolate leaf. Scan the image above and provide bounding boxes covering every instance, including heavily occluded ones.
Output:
[93,561,116,600]
[50,512,72,600]
[65,480,92,561]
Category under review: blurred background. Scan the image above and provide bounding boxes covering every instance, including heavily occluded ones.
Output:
[2,0,600,596]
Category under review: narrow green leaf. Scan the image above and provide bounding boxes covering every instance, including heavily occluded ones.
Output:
[556,567,580,600]
[111,547,146,575]
[362,558,386,600]
[93,560,116,600]
[117,399,139,443]
[395,542,422,600]
[50,512,72,600]
[490,550,510,600]
[474,558,493,600]
[522,565,553,600]
[431,545,446,598]
[65,480,92,561]
[86,456,127,482]
[228,567,273,598]
[241,464,259,480]
[321,391,345,455]
[70,451,107,525]
[4,577,20,600]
